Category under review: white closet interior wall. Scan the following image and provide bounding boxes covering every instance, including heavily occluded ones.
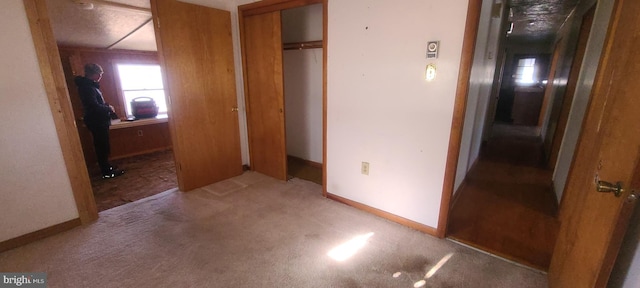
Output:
[282,4,323,164]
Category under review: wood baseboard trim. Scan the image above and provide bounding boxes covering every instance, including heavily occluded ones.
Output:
[326,193,438,236]
[110,147,173,160]
[287,155,322,168]
[0,218,81,253]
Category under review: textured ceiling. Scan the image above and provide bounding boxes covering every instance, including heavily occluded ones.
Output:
[47,0,582,51]
[508,0,581,41]
[47,0,155,51]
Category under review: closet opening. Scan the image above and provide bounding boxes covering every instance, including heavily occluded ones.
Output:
[282,4,324,185]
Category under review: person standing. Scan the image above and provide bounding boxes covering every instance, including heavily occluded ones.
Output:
[75,63,124,179]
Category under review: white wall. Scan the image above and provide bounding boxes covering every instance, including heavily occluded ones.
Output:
[552,0,613,202]
[281,4,322,43]
[283,50,324,162]
[0,0,79,242]
[454,0,504,192]
[327,0,469,228]
[282,5,324,163]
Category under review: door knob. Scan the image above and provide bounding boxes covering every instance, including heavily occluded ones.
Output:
[596,180,624,197]
[628,192,638,203]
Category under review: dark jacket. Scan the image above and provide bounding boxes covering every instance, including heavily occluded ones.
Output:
[75,76,112,128]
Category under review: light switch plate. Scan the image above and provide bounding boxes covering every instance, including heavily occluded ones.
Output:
[427,41,439,59]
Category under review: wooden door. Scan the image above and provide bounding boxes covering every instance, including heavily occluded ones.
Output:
[546,6,595,170]
[242,11,287,181]
[151,0,242,191]
[548,0,640,286]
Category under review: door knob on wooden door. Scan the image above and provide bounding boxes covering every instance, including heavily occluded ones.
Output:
[596,180,624,197]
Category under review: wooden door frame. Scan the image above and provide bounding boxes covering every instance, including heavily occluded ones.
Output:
[546,5,595,171]
[436,0,483,238]
[239,0,328,196]
[24,0,98,224]
[538,47,561,128]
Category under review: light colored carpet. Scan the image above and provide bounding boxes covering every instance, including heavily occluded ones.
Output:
[0,172,547,287]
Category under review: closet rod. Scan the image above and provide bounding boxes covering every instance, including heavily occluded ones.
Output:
[283,40,323,50]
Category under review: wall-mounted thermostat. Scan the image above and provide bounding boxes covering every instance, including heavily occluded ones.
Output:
[427,41,439,59]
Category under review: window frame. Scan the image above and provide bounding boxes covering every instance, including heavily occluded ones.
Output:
[112,61,168,119]
[514,57,537,85]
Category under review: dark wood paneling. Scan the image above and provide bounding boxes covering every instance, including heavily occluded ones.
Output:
[110,122,172,159]
[58,47,158,118]
[57,47,170,173]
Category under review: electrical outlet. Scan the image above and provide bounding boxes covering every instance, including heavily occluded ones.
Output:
[361,162,370,175]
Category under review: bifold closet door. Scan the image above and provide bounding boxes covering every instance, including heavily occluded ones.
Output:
[243,11,288,181]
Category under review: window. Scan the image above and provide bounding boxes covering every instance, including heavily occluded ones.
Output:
[116,64,167,118]
[514,57,536,85]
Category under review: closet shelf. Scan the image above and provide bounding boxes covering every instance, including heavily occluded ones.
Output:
[283,40,323,50]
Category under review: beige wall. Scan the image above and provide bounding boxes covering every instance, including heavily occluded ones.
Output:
[0,0,79,242]
[326,0,469,227]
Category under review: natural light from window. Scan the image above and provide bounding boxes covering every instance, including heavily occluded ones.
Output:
[327,232,374,262]
[514,58,536,85]
[116,64,167,118]
[411,252,455,288]
[425,253,453,278]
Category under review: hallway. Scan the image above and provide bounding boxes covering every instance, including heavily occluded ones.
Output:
[447,123,560,271]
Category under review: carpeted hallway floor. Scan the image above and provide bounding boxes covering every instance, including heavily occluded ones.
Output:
[0,172,547,287]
